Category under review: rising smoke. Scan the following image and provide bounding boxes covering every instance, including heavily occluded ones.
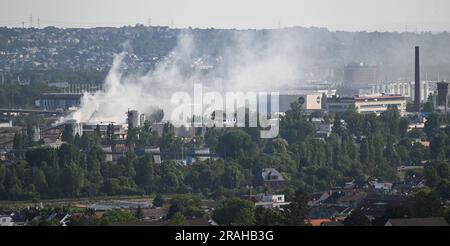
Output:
[65,30,308,124]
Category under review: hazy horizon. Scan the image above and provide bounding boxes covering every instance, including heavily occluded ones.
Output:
[0,0,450,32]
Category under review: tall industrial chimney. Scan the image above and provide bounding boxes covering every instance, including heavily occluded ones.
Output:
[414,46,421,111]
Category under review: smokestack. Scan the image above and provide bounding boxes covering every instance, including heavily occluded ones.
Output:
[414,46,421,111]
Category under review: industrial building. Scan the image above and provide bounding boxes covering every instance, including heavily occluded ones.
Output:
[326,96,356,114]
[355,95,406,116]
[65,120,127,139]
[436,81,449,112]
[370,81,429,103]
[278,91,323,112]
[127,110,147,128]
[37,93,83,110]
[327,94,407,116]
[343,62,380,87]
[127,110,140,128]
[338,62,380,96]
[151,121,206,138]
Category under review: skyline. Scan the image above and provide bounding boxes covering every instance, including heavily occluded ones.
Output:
[0,0,449,32]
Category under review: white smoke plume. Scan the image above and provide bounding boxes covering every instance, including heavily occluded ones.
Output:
[65,29,307,124]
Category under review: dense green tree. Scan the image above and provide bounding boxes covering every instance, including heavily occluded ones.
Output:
[86,146,104,184]
[279,102,316,143]
[343,209,371,226]
[283,188,308,225]
[61,124,74,143]
[13,133,24,150]
[217,129,255,159]
[103,178,121,195]
[158,161,184,192]
[212,198,256,226]
[135,154,154,190]
[424,112,442,139]
[166,212,187,226]
[58,143,82,168]
[398,118,410,137]
[255,206,286,226]
[100,210,137,225]
[436,179,450,200]
[0,165,6,194]
[221,162,245,189]
[33,168,48,194]
[411,188,443,217]
[153,194,165,207]
[431,133,447,160]
[60,161,85,197]
[380,106,400,136]
[332,113,345,136]
[167,194,203,219]
[204,128,221,152]
[26,124,35,147]
[408,128,426,139]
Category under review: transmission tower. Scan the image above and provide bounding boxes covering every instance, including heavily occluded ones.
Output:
[29,14,33,28]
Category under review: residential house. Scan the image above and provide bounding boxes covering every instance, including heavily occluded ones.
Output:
[0,214,14,226]
[255,168,285,186]
[254,194,290,209]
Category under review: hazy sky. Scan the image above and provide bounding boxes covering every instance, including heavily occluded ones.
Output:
[0,0,449,31]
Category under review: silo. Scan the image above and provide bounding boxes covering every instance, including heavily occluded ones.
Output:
[140,114,146,128]
[127,110,140,128]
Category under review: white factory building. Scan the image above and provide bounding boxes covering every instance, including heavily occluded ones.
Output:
[327,94,407,116]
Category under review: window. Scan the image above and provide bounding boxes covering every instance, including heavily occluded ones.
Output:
[359,104,384,109]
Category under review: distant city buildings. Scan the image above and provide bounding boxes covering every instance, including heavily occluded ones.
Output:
[0,26,176,72]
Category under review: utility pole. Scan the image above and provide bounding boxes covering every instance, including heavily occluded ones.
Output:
[29,14,33,28]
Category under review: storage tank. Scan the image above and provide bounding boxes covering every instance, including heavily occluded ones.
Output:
[127,110,140,128]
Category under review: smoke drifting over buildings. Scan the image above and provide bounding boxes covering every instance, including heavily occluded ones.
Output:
[65,30,309,124]
[52,26,450,125]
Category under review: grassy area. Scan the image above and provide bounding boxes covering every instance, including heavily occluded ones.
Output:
[0,195,155,209]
